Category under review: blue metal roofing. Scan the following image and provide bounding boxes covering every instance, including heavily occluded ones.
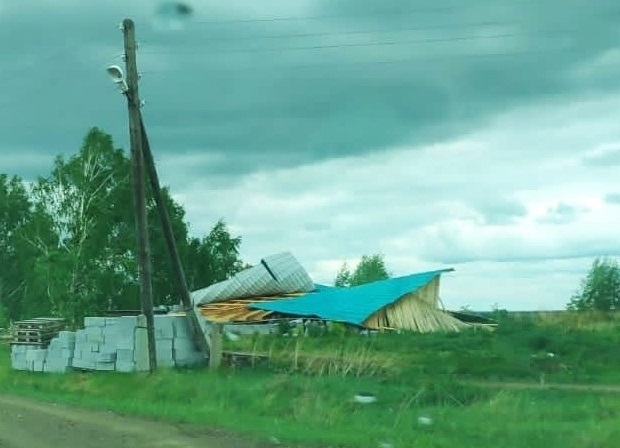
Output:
[249,268,454,326]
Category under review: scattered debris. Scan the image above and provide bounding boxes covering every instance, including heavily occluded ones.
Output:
[194,252,479,333]
[354,393,378,404]
[417,416,433,426]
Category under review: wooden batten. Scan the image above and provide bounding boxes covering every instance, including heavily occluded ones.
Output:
[363,277,467,333]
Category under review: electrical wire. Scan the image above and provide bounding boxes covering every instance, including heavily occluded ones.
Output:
[184,0,567,24]
[0,4,615,111]
[140,46,579,75]
[140,29,577,55]
[176,11,616,43]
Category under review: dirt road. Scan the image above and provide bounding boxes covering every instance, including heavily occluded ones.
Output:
[0,395,269,448]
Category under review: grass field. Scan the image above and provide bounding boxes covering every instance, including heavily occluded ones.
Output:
[227,311,620,384]
[1,312,619,447]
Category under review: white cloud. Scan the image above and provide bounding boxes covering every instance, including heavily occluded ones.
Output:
[162,90,620,311]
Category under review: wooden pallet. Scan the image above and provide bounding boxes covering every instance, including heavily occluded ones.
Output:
[14,318,65,331]
[10,340,49,347]
[14,328,62,337]
[11,318,66,348]
[222,350,270,368]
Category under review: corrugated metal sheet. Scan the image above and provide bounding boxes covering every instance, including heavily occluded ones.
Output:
[248,269,454,326]
[191,252,315,305]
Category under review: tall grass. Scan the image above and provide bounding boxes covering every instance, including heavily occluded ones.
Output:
[1,341,619,448]
[228,312,620,384]
[1,313,620,447]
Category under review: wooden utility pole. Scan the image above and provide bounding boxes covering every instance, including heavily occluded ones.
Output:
[122,18,157,372]
[138,115,214,361]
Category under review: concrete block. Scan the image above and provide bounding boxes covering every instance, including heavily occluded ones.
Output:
[116,349,135,364]
[26,349,47,363]
[115,360,136,373]
[97,352,117,363]
[48,338,61,351]
[85,327,104,344]
[58,332,76,350]
[173,316,193,339]
[11,345,23,355]
[72,357,96,371]
[116,335,135,351]
[58,331,76,342]
[175,353,204,367]
[155,339,174,367]
[115,317,139,348]
[75,329,88,344]
[46,351,61,362]
[96,361,116,371]
[172,337,195,358]
[154,315,175,340]
[33,360,45,372]
[70,349,81,361]
[84,316,106,327]
[105,317,120,326]
[47,364,71,373]
[134,327,149,372]
[117,315,139,331]
[136,314,147,328]
[173,336,204,367]
[11,353,30,371]
[103,328,119,342]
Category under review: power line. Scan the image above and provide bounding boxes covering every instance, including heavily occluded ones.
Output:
[140,29,579,56]
[0,86,615,118]
[185,0,560,24]
[140,46,577,75]
[182,12,616,43]
[0,44,597,111]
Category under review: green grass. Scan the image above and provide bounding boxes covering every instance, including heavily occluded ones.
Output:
[1,313,620,447]
[228,312,620,385]
[2,343,620,448]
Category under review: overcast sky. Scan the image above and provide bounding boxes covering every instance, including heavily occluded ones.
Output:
[1,0,619,311]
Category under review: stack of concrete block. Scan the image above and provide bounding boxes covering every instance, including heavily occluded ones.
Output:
[10,344,42,371]
[71,316,149,372]
[154,315,175,367]
[169,315,205,367]
[9,314,205,374]
[44,331,76,373]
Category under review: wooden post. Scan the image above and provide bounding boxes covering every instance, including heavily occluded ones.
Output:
[122,18,157,372]
[138,115,210,359]
[209,323,224,369]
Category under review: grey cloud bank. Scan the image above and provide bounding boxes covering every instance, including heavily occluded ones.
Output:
[1,0,620,310]
[2,0,620,178]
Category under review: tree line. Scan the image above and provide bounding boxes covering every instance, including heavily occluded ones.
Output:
[1,127,617,328]
[0,128,245,326]
[333,254,620,314]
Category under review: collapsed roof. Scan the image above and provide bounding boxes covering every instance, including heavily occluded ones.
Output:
[192,252,473,332]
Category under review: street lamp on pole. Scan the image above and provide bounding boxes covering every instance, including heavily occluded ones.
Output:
[105,52,215,367]
[105,24,158,372]
[106,65,129,94]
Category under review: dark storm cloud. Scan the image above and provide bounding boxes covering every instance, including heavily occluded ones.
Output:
[1,0,620,182]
